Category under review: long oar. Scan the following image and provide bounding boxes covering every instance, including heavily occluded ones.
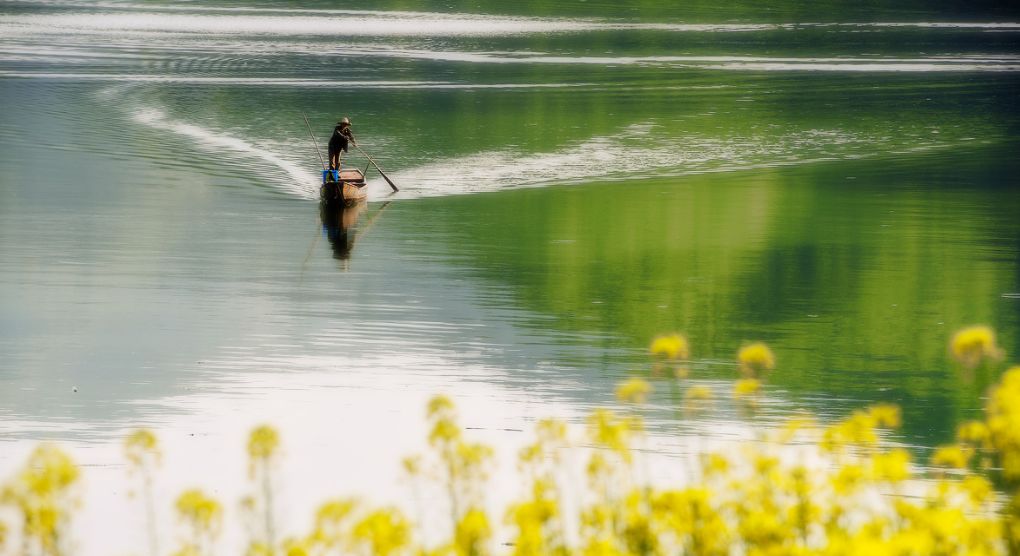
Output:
[356,145,399,192]
[301,112,326,171]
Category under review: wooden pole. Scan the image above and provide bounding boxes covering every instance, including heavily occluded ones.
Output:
[301,112,327,171]
[356,145,399,192]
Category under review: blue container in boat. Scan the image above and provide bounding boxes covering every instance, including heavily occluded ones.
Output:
[322,169,342,184]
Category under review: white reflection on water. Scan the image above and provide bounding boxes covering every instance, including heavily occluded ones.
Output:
[0,341,780,554]
[2,10,1018,38]
[0,12,778,37]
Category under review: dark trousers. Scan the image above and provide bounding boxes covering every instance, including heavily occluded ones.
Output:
[328,148,341,170]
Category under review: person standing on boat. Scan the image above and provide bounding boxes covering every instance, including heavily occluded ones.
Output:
[328,117,356,170]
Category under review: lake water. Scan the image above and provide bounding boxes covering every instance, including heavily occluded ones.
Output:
[1,1,1019,552]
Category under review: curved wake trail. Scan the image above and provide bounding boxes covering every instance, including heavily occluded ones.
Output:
[131,108,319,199]
[383,124,970,199]
[121,107,973,202]
[24,2,1001,201]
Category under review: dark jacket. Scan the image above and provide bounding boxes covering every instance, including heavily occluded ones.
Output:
[328,126,355,153]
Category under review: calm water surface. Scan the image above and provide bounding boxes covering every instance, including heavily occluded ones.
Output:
[1,0,1019,551]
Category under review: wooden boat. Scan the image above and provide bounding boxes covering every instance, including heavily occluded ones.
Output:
[320,168,367,206]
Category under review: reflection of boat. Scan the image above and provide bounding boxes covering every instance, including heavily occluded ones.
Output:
[320,200,367,260]
[320,169,367,207]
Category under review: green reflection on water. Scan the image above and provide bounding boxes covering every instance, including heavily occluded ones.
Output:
[394,144,1020,444]
[2,0,1019,448]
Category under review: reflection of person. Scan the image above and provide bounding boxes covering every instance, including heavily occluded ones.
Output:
[320,201,364,261]
[327,117,356,170]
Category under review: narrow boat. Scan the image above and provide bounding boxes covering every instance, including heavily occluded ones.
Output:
[320,168,367,206]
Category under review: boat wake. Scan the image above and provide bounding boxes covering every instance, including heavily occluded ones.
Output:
[131,107,319,199]
[381,123,965,199]
[121,103,969,202]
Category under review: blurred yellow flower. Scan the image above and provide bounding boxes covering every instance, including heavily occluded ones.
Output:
[961,475,994,506]
[615,378,652,404]
[702,453,730,477]
[282,539,311,556]
[932,445,972,469]
[316,498,358,528]
[401,456,421,477]
[956,420,990,445]
[831,463,866,494]
[427,395,455,418]
[10,330,1020,556]
[175,489,222,532]
[17,444,79,499]
[1,443,80,554]
[455,508,491,555]
[247,425,280,461]
[823,409,881,449]
[685,385,713,402]
[737,342,775,377]
[950,325,1004,369]
[649,333,689,360]
[429,418,461,446]
[351,508,411,556]
[733,378,761,398]
[535,418,568,444]
[124,429,161,468]
[870,448,910,483]
[868,404,901,429]
[986,367,1020,479]
[587,409,636,459]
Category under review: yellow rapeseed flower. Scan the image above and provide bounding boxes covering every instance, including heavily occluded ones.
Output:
[615,378,652,404]
[427,395,455,418]
[401,456,421,477]
[310,497,359,548]
[351,508,411,556]
[587,409,634,459]
[956,420,989,445]
[247,425,280,461]
[684,385,714,401]
[870,448,911,483]
[950,325,1004,369]
[282,538,311,556]
[868,404,901,429]
[701,453,730,477]
[649,333,689,360]
[737,342,775,378]
[124,429,161,468]
[455,442,494,473]
[831,463,866,494]
[17,444,79,498]
[777,414,817,443]
[175,489,222,533]
[733,378,761,398]
[535,418,568,444]
[581,538,626,556]
[315,498,358,528]
[987,367,1020,479]
[429,418,461,446]
[2,444,80,553]
[823,410,879,449]
[960,475,994,506]
[931,445,972,469]
[455,508,491,555]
